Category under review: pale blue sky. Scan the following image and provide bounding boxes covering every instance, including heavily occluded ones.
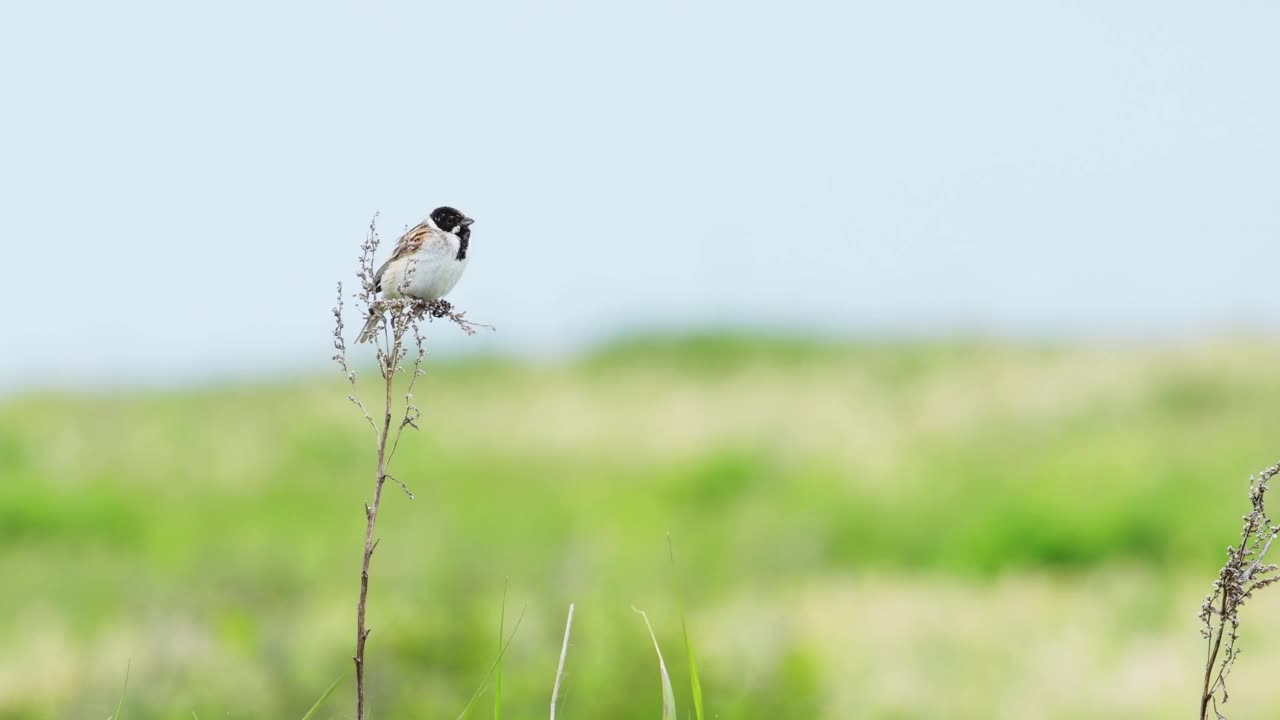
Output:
[2,1,1277,389]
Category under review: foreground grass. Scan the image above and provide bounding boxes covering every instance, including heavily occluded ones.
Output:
[2,335,1280,718]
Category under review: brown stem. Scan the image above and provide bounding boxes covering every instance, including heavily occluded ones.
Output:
[1201,535,1256,718]
[354,349,396,720]
[1201,589,1228,720]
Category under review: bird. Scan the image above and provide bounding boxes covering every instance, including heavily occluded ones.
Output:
[356,206,474,343]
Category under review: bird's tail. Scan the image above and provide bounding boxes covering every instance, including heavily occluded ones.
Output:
[355,311,384,344]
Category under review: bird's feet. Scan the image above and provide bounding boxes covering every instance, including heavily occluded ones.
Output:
[424,299,454,318]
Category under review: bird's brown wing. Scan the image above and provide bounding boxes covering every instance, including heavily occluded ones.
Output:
[373,222,431,292]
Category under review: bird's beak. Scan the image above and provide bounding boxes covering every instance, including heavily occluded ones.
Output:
[461,217,475,227]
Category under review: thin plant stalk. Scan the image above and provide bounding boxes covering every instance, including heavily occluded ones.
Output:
[1198,461,1280,719]
[111,660,130,720]
[300,672,347,720]
[550,603,575,720]
[353,348,395,720]
[633,607,678,720]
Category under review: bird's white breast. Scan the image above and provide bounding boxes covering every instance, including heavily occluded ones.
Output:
[382,232,469,301]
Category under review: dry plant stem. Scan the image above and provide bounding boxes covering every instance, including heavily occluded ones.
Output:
[353,349,395,720]
[1198,461,1280,720]
[551,603,576,720]
[1202,589,1230,720]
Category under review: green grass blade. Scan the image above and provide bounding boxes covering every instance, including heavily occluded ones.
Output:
[550,603,575,720]
[494,582,507,720]
[456,605,526,720]
[111,660,130,720]
[669,537,704,720]
[633,607,677,720]
[299,672,346,720]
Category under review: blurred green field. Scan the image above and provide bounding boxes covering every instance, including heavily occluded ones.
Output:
[3,334,1280,719]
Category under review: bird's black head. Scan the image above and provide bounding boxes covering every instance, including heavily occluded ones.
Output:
[430,206,474,260]
[431,206,473,235]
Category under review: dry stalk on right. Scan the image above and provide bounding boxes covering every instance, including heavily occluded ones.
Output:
[1199,461,1280,720]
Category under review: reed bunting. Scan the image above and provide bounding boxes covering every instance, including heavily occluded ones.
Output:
[356,206,474,343]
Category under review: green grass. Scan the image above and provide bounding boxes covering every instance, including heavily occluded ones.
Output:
[455,600,522,720]
[670,540,704,720]
[298,672,344,720]
[493,584,506,720]
[3,335,1280,718]
[111,661,128,720]
[633,608,677,720]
